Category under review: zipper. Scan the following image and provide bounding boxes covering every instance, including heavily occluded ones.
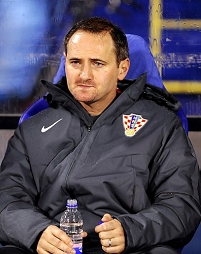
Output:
[65,121,92,189]
[88,123,92,132]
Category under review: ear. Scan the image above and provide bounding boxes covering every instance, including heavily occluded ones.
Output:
[118,58,130,80]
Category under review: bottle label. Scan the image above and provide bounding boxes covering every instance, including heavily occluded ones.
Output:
[74,247,82,254]
[73,244,82,254]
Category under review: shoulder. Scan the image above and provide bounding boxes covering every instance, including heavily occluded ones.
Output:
[141,84,181,113]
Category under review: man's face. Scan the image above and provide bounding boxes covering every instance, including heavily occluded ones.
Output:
[65,31,129,114]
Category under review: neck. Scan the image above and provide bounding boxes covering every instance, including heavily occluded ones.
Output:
[80,102,106,116]
[80,94,117,116]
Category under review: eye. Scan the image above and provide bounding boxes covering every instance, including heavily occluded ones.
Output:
[93,61,104,67]
[71,60,80,65]
[70,60,81,68]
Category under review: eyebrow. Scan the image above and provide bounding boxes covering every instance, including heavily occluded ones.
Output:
[68,57,107,63]
[68,57,80,61]
[90,58,107,63]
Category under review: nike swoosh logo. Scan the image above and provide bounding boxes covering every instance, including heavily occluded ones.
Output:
[41,118,62,133]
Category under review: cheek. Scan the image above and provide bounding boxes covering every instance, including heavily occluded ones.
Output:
[65,66,72,78]
[65,67,77,84]
[65,74,76,94]
[99,69,118,81]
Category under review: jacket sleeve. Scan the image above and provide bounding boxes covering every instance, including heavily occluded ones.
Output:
[117,118,201,252]
[0,126,53,250]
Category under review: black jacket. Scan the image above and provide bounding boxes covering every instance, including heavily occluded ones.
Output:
[0,74,200,253]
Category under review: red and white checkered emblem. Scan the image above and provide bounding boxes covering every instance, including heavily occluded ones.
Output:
[123,114,147,137]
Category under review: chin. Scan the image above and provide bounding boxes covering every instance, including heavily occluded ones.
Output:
[73,94,96,103]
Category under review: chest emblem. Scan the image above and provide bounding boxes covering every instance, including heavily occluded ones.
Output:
[123,114,148,137]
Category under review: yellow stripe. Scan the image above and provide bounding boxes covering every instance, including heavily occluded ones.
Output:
[149,0,162,57]
[161,19,201,30]
[164,81,201,94]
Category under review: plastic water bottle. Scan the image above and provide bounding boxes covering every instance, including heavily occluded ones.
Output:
[60,199,83,254]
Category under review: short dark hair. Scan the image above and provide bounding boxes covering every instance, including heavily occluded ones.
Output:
[64,17,129,65]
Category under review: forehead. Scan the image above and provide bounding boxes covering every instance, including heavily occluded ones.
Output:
[66,31,116,57]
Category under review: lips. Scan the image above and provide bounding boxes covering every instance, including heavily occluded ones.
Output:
[77,81,95,88]
[78,84,93,88]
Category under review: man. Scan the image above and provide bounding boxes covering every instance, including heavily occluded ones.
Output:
[0,17,200,254]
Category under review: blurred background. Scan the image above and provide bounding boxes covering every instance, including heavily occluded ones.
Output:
[0,0,201,163]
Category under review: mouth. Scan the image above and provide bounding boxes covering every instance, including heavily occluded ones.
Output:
[78,83,94,88]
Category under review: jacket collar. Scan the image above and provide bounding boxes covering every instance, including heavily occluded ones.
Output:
[41,73,147,127]
[41,72,180,126]
[41,73,147,107]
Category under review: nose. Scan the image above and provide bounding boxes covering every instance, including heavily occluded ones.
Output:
[79,63,93,80]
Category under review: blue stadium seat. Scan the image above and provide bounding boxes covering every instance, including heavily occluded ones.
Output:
[181,223,201,254]
[18,96,49,124]
[125,34,188,133]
